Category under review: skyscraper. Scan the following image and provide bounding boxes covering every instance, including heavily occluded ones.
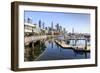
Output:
[55,23,59,31]
[42,22,45,29]
[72,28,74,34]
[39,20,41,29]
[59,26,62,32]
[51,22,53,30]
[27,18,32,23]
[51,22,54,35]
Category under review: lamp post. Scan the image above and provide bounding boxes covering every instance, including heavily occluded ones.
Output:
[51,22,54,37]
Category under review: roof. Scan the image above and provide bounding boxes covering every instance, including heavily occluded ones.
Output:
[24,22,36,27]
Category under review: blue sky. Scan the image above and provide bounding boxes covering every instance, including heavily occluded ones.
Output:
[24,11,90,33]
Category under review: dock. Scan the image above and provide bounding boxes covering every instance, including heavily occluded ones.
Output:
[55,40,72,48]
[55,40,90,52]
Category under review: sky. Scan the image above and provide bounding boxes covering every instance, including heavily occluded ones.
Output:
[24,11,90,33]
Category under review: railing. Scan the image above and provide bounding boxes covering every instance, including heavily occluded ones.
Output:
[25,35,47,44]
[65,36,88,40]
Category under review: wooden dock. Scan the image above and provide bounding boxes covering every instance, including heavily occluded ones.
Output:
[55,40,90,52]
[55,40,72,49]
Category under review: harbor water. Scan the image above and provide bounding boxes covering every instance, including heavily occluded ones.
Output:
[24,38,90,61]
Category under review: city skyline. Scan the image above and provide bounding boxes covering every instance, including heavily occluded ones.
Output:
[24,11,90,33]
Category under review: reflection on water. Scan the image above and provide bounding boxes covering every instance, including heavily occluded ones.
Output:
[24,40,46,61]
[24,38,90,61]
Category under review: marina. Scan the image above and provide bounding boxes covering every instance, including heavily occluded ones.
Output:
[24,11,91,61]
[55,40,90,52]
[24,35,90,61]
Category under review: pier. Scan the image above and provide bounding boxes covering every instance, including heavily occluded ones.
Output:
[25,35,47,45]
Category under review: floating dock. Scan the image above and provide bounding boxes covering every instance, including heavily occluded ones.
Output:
[55,40,90,52]
[55,40,72,49]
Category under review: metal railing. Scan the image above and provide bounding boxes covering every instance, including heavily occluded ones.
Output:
[25,35,47,43]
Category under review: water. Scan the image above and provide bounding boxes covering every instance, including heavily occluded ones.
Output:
[24,39,90,61]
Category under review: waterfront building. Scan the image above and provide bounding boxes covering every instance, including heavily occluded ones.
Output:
[24,22,36,33]
[24,22,41,36]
